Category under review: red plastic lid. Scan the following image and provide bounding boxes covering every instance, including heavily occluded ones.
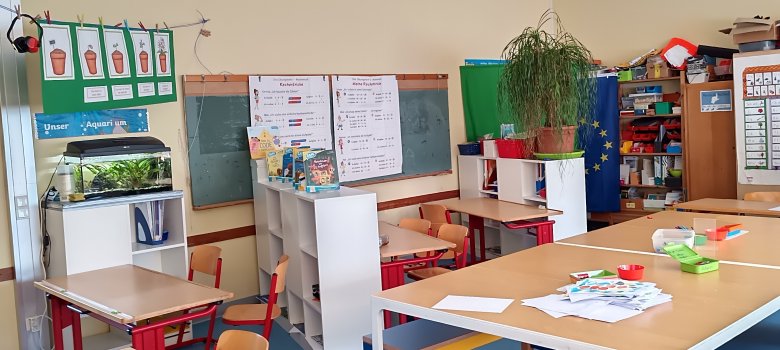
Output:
[661,38,697,69]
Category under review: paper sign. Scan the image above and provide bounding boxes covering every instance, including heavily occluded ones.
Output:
[34,108,149,139]
[83,86,108,103]
[158,82,173,95]
[137,82,155,97]
[112,84,134,100]
[432,295,514,313]
[700,89,732,112]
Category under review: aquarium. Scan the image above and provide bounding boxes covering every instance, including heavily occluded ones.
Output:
[63,137,172,199]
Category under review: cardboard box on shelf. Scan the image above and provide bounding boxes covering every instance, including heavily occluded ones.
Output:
[720,17,779,44]
[646,61,670,79]
[620,198,644,211]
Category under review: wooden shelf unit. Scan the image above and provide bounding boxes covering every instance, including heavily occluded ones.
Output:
[618,76,681,84]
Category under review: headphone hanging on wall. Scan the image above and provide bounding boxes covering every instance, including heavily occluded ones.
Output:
[7,14,42,54]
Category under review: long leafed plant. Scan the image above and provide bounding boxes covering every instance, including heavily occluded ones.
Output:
[498,10,597,148]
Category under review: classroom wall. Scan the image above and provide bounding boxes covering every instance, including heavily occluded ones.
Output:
[17,0,552,310]
[554,0,780,198]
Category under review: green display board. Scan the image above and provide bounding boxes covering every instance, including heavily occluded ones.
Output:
[460,64,512,141]
[184,75,451,208]
[39,21,176,114]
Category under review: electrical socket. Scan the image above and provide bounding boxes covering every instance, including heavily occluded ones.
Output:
[26,316,41,332]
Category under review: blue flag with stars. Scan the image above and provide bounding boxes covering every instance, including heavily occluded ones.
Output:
[579,76,619,212]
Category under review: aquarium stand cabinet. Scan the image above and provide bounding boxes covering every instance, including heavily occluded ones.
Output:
[252,160,381,350]
[44,190,189,349]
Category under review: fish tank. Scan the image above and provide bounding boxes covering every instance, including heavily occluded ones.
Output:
[63,137,173,200]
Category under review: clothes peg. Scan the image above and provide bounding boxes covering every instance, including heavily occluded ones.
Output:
[44,10,50,24]
[123,19,129,29]
[155,23,159,33]
[13,5,20,18]
[77,14,84,27]
[163,22,169,30]
[138,21,146,31]
[98,16,103,27]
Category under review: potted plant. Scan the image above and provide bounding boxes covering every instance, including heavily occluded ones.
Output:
[49,40,66,75]
[84,44,97,75]
[498,10,596,155]
[138,40,149,73]
[157,37,167,73]
[111,43,124,74]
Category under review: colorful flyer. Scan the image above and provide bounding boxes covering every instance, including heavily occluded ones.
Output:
[248,76,332,150]
[247,126,280,159]
[331,75,403,182]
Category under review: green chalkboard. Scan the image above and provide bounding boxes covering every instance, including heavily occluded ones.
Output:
[184,78,451,208]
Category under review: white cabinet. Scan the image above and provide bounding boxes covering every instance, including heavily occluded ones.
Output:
[252,160,381,350]
[458,155,587,244]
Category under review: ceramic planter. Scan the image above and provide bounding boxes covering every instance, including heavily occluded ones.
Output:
[50,49,66,75]
[112,50,124,74]
[139,51,149,73]
[536,125,577,154]
[84,50,97,75]
[159,52,167,73]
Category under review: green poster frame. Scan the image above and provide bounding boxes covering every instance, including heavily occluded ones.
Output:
[39,21,176,114]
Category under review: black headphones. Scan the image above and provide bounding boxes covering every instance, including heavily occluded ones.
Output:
[7,14,42,54]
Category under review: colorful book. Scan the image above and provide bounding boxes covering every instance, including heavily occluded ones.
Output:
[303,150,339,193]
[280,147,295,182]
[266,150,283,181]
[247,126,280,160]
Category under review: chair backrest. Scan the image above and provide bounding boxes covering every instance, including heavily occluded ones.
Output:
[272,255,289,294]
[189,245,222,288]
[216,330,269,350]
[436,224,470,268]
[744,192,780,202]
[419,204,451,234]
[399,218,432,236]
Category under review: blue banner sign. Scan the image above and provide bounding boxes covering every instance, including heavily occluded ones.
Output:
[34,108,149,139]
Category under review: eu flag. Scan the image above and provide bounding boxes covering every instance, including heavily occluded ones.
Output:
[579,76,619,212]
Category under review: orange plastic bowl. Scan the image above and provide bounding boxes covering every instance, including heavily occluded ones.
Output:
[705,228,728,241]
[617,264,645,280]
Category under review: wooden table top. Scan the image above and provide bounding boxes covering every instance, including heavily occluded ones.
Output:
[35,265,233,324]
[374,243,780,350]
[674,198,780,217]
[561,211,780,268]
[378,222,455,259]
[433,197,561,222]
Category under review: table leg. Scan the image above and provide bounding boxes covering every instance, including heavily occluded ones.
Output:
[50,297,65,350]
[50,296,81,350]
[131,327,165,349]
[71,307,83,350]
[468,215,485,263]
[371,303,385,350]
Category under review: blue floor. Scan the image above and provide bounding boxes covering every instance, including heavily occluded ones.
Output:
[181,317,303,350]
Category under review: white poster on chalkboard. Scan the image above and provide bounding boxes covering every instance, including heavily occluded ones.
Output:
[332,75,403,182]
[248,75,332,149]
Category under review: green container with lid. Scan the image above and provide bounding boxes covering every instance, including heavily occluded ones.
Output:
[662,243,719,274]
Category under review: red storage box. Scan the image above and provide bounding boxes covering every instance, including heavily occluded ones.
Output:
[496,138,531,158]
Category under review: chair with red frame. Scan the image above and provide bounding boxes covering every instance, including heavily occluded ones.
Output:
[419,203,452,236]
[216,330,269,350]
[222,255,289,341]
[407,224,470,281]
[171,245,223,349]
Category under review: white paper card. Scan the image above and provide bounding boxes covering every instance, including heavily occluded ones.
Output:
[158,82,173,95]
[432,295,514,313]
[111,84,133,100]
[138,82,155,97]
[770,206,780,211]
[83,86,108,103]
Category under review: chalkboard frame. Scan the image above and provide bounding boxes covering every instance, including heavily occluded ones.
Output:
[182,74,452,209]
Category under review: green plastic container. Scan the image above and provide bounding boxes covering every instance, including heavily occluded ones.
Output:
[663,243,719,274]
[618,70,633,82]
[694,234,707,246]
[655,102,673,115]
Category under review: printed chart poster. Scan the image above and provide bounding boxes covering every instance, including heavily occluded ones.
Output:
[41,24,75,80]
[700,89,732,112]
[102,28,131,78]
[248,76,332,149]
[34,108,149,139]
[332,75,402,182]
[76,27,105,79]
[153,32,171,77]
[130,31,153,77]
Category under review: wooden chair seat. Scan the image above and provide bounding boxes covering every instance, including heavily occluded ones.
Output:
[216,330,269,350]
[407,267,452,280]
[223,304,282,323]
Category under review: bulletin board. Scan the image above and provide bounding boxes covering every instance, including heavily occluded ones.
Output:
[183,74,452,209]
[39,21,176,114]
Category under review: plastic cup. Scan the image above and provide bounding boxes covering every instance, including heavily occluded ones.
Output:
[617,264,645,280]
[705,228,727,241]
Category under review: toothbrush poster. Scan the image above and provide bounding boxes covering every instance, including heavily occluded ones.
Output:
[331,75,403,182]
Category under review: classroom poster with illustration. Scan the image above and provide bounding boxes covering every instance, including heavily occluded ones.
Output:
[41,24,75,80]
[75,27,104,80]
[248,75,332,150]
[331,75,403,182]
[153,32,171,77]
[102,28,130,78]
[130,31,153,77]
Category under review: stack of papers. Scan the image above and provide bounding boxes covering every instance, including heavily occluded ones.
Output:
[522,278,672,323]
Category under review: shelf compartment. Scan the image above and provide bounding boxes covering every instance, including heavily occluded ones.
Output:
[619,76,680,84]
[303,301,324,350]
[286,291,305,327]
[265,188,283,232]
[620,153,682,156]
[620,113,682,119]
[301,243,318,259]
[131,241,186,255]
[270,227,283,239]
[523,195,547,203]
[620,184,674,189]
[479,190,498,195]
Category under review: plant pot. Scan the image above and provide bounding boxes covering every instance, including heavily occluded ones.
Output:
[84,50,97,75]
[536,125,577,154]
[112,50,124,74]
[139,51,149,73]
[159,53,167,73]
[50,49,66,75]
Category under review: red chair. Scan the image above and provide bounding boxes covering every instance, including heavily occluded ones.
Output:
[503,220,556,245]
[172,245,223,349]
[407,224,470,280]
[222,255,289,340]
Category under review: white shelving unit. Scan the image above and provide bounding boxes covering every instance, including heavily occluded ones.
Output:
[252,160,381,350]
[458,155,587,253]
[45,190,190,349]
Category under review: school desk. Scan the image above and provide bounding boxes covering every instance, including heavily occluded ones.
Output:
[35,264,233,350]
[379,221,455,259]
[433,197,561,263]
[560,211,780,268]
[370,243,780,350]
[674,198,780,217]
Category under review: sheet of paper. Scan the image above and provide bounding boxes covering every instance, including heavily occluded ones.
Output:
[249,76,333,150]
[726,230,749,240]
[432,295,514,313]
[331,75,403,182]
[769,206,780,211]
[522,294,647,323]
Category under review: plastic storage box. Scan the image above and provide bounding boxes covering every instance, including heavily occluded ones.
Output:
[651,229,695,253]
[496,138,530,159]
[457,143,481,155]
[663,243,719,274]
[738,40,777,52]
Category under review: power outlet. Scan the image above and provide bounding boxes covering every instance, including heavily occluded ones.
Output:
[26,316,41,332]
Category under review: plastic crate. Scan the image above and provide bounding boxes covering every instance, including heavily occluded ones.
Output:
[457,143,481,155]
[496,138,531,159]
